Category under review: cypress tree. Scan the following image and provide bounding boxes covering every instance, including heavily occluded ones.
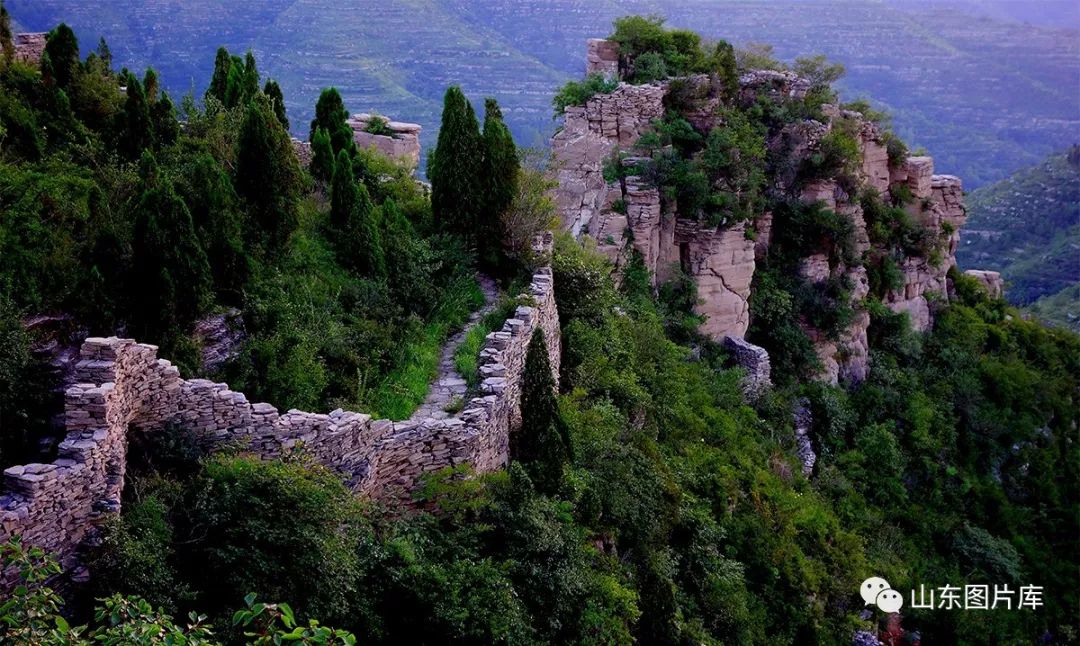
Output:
[43,23,79,87]
[481,97,519,261]
[0,2,14,66]
[223,63,245,109]
[348,182,386,278]
[143,68,159,103]
[206,47,231,105]
[310,126,335,183]
[178,153,250,303]
[309,87,354,158]
[514,328,569,493]
[119,75,154,159]
[96,37,112,69]
[152,92,180,148]
[330,150,385,277]
[429,85,482,239]
[330,148,359,232]
[129,152,213,342]
[235,93,302,247]
[241,50,260,104]
[263,79,288,130]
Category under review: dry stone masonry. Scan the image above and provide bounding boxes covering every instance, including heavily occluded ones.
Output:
[0,261,559,582]
[13,33,47,65]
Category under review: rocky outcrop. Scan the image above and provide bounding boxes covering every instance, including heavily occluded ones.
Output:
[14,33,46,66]
[0,260,560,585]
[586,38,619,78]
[723,336,772,399]
[551,82,666,236]
[793,399,816,476]
[964,269,1005,299]
[881,160,968,332]
[193,309,245,374]
[677,219,756,339]
[553,37,986,386]
[348,113,422,171]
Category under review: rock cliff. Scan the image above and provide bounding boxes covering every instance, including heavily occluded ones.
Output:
[553,38,996,386]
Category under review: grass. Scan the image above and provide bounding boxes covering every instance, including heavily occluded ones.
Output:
[452,291,532,388]
[365,275,485,420]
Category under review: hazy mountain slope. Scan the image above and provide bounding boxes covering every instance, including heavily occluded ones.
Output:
[1028,283,1080,333]
[7,0,1078,187]
[958,148,1080,306]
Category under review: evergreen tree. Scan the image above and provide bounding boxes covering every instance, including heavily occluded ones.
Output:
[429,85,482,240]
[152,92,179,148]
[177,153,251,303]
[241,50,260,105]
[708,40,739,100]
[129,152,212,342]
[235,93,302,247]
[119,75,154,159]
[514,328,569,493]
[330,150,385,277]
[309,126,335,183]
[309,87,354,158]
[330,149,360,232]
[143,68,159,103]
[96,37,112,69]
[43,23,79,87]
[205,47,231,106]
[481,98,519,262]
[0,2,14,66]
[263,79,288,130]
[223,62,245,109]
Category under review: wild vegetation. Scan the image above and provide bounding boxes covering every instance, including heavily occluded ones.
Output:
[0,9,1076,646]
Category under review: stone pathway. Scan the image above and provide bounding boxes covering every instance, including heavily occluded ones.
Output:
[409,274,499,421]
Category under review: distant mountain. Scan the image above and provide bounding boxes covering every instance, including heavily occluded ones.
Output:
[1028,284,1080,333]
[7,0,1078,187]
[958,147,1080,312]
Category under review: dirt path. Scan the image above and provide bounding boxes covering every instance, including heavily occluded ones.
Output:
[409,274,499,421]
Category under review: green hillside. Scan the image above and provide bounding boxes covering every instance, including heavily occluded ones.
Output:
[7,0,1080,186]
[958,147,1080,310]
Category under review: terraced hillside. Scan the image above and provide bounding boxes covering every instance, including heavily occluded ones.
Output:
[959,148,1080,306]
[9,0,1079,185]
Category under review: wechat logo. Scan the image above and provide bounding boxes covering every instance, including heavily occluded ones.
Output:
[861,577,904,613]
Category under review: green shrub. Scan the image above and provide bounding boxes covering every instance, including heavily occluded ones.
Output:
[631,51,668,83]
[552,73,618,116]
[363,114,393,136]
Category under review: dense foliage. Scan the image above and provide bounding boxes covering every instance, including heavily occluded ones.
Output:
[0,22,489,463]
[0,11,1075,646]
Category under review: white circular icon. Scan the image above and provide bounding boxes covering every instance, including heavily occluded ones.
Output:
[876,588,904,613]
[860,577,890,606]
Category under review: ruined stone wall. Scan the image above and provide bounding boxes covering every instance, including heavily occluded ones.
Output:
[14,33,47,66]
[1,265,559,580]
[348,114,422,171]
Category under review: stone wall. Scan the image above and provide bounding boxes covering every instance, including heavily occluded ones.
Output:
[0,264,559,582]
[14,33,47,66]
[586,38,619,78]
[348,113,422,171]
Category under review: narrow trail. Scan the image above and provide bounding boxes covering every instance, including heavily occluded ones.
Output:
[409,274,499,421]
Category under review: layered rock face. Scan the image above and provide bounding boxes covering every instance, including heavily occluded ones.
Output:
[552,38,993,388]
[1,260,560,584]
[14,33,47,66]
[551,82,665,236]
[348,113,422,171]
